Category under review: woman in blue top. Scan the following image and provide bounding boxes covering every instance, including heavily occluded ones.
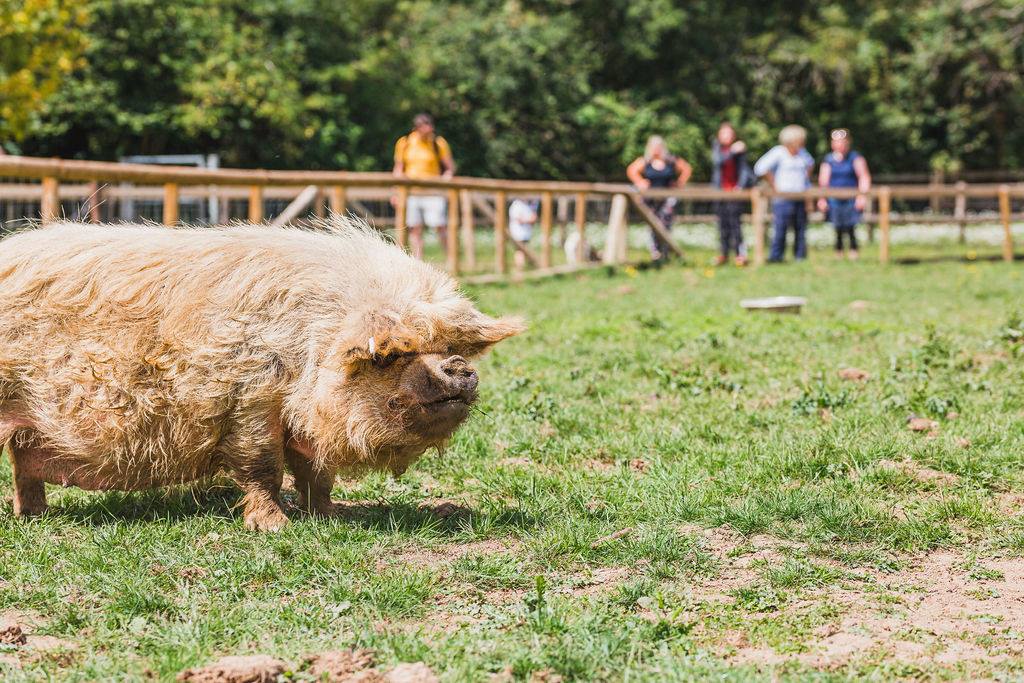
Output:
[817,128,872,260]
[627,136,693,262]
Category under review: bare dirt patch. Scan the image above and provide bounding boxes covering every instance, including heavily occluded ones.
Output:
[304,648,383,682]
[555,566,632,597]
[876,459,959,486]
[177,655,286,683]
[837,367,870,382]
[728,550,1024,670]
[391,538,517,569]
[0,610,77,660]
[671,525,1024,669]
[177,650,440,683]
[676,525,793,603]
[386,662,439,683]
[0,620,26,646]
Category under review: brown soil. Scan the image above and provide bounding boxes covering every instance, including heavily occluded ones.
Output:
[0,610,77,659]
[391,538,515,568]
[907,417,939,433]
[305,648,383,682]
[417,499,471,519]
[386,662,440,683]
[837,367,870,381]
[176,655,286,683]
[682,527,1024,670]
[0,620,26,646]
[876,459,960,486]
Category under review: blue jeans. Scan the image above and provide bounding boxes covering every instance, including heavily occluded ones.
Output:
[769,200,807,262]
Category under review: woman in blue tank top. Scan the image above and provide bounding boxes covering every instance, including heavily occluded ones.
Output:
[817,128,872,260]
[627,136,693,262]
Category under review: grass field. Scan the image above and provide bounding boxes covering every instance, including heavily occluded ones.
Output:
[2,243,1024,681]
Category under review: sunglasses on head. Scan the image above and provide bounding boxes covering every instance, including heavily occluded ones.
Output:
[831,129,850,140]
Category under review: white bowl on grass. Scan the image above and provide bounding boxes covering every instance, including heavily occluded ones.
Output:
[740,296,807,314]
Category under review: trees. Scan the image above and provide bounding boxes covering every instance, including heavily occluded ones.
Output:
[0,0,88,143]
[12,0,1024,178]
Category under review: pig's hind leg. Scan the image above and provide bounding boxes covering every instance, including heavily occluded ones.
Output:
[0,413,47,517]
[283,441,338,517]
[8,443,48,517]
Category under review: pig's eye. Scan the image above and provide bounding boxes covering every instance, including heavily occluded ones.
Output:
[371,353,400,369]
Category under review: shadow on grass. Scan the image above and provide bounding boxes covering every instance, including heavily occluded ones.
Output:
[894,253,1021,265]
[325,499,538,534]
[34,486,539,534]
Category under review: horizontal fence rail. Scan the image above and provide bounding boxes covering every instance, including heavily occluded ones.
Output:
[0,155,1021,277]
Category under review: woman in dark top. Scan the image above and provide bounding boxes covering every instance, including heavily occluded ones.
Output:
[627,136,693,262]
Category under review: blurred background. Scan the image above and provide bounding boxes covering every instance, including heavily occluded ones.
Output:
[3,0,1022,180]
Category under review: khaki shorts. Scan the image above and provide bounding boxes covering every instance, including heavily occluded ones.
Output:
[407,195,447,229]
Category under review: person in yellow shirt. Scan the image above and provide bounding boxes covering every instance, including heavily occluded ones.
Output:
[393,113,456,259]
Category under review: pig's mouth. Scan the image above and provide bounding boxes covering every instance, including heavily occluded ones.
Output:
[428,394,471,407]
[413,390,475,438]
[425,392,475,415]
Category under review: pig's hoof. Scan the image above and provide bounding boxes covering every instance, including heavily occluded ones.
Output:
[243,507,290,532]
[12,495,47,518]
[309,500,340,518]
[13,503,47,518]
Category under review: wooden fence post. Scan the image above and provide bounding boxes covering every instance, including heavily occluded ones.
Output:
[929,168,943,213]
[751,188,766,266]
[313,187,326,219]
[575,192,586,263]
[87,181,102,223]
[248,186,264,223]
[329,186,347,216]
[163,183,179,226]
[494,191,508,275]
[460,189,475,271]
[999,184,1014,262]
[604,193,629,265]
[954,181,967,244]
[447,189,460,275]
[878,186,891,264]
[540,191,553,268]
[40,177,60,223]
[395,186,409,248]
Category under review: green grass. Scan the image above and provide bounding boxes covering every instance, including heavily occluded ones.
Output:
[3,243,1024,680]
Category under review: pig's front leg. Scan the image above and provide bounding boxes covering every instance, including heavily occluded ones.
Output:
[223,418,290,532]
[284,435,338,517]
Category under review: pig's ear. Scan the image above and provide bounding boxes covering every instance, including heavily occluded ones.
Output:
[456,314,526,357]
[327,310,419,371]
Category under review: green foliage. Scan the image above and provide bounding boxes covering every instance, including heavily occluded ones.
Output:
[10,0,1024,176]
[0,0,89,141]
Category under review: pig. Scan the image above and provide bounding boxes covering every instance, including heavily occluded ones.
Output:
[0,219,523,530]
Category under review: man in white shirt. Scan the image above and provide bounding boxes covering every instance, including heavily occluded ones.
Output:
[754,125,815,262]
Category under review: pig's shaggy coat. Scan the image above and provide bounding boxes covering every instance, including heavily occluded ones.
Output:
[0,220,520,494]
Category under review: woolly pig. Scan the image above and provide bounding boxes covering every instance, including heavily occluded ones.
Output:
[0,220,523,530]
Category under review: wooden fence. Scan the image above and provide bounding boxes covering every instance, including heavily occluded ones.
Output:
[1,155,1022,280]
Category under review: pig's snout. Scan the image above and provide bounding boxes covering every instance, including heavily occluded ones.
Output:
[438,355,478,396]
